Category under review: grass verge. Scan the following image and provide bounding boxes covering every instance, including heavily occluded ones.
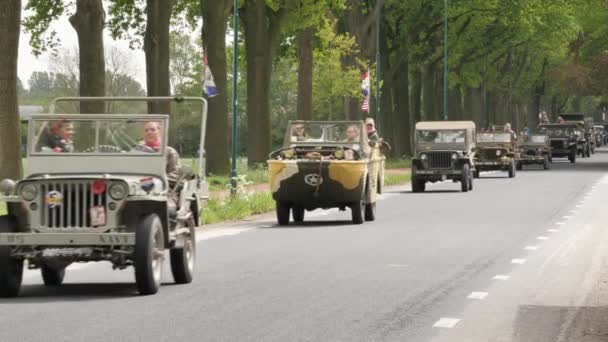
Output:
[203,192,275,225]
[385,158,411,169]
[384,173,411,186]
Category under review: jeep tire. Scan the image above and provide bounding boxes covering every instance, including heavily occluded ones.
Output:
[41,264,66,286]
[134,214,165,295]
[351,201,364,224]
[461,164,470,192]
[0,216,23,298]
[508,160,516,178]
[543,155,550,170]
[364,202,376,221]
[570,149,576,163]
[276,202,291,225]
[170,217,196,285]
[292,206,305,223]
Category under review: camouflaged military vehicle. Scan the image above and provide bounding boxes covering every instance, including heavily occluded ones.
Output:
[268,121,384,225]
[516,134,551,170]
[538,123,580,163]
[0,97,209,297]
[472,127,518,178]
[411,121,475,192]
[558,114,592,157]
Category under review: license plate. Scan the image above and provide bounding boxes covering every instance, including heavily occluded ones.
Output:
[89,206,106,227]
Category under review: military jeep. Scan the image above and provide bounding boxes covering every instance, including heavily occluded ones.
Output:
[472,127,518,178]
[268,121,385,225]
[538,123,580,163]
[411,121,475,193]
[516,134,551,170]
[0,97,209,297]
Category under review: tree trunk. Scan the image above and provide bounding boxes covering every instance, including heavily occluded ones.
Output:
[144,0,172,117]
[0,0,22,180]
[297,27,314,121]
[422,64,436,120]
[464,87,483,126]
[448,86,463,120]
[69,0,105,114]
[201,0,230,174]
[393,60,410,156]
[435,71,444,120]
[242,1,283,166]
[411,68,422,122]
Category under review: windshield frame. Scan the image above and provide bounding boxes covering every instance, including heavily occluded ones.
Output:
[283,120,368,148]
[415,129,468,146]
[28,114,169,157]
[476,132,512,144]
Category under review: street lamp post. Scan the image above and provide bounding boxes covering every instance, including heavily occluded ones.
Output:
[483,35,488,129]
[375,1,381,128]
[443,0,448,120]
[230,0,239,194]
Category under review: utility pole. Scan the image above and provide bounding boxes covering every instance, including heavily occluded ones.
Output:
[230,0,239,194]
[443,0,448,120]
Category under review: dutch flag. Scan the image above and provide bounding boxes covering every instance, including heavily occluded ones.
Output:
[203,52,219,98]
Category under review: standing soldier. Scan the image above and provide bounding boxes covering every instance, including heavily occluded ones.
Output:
[365,117,380,142]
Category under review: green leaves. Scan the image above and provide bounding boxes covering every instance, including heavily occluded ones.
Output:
[23,0,67,56]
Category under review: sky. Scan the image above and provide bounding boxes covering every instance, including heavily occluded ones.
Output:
[19,1,147,89]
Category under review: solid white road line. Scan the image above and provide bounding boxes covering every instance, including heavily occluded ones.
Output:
[433,318,461,328]
[467,292,488,300]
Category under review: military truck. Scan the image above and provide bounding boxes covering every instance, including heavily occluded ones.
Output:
[0,97,209,297]
[411,121,475,192]
[267,121,385,225]
[538,123,580,163]
[472,127,518,178]
[517,134,551,170]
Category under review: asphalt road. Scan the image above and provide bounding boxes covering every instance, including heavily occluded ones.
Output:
[4,150,608,342]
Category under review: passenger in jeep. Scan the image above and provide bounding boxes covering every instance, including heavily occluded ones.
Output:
[36,119,74,153]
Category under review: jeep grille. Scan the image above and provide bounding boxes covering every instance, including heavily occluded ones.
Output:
[427,152,453,169]
[550,140,565,149]
[39,181,109,229]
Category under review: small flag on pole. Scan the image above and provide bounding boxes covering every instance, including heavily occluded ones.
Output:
[361,70,370,113]
[203,52,219,98]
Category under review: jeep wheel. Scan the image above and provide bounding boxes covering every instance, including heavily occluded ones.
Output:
[473,168,480,178]
[134,214,165,295]
[170,218,196,285]
[461,164,470,192]
[365,202,376,221]
[351,201,364,224]
[508,160,516,178]
[41,264,66,286]
[0,216,23,298]
[276,202,291,225]
[570,150,576,163]
[543,155,550,170]
[516,162,523,171]
[292,206,305,223]
[468,174,474,191]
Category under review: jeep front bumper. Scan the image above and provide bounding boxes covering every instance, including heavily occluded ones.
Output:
[415,170,463,176]
[475,161,509,166]
[0,233,135,246]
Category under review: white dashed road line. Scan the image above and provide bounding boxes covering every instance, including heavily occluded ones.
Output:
[548,229,559,233]
[493,275,510,280]
[537,236,549,240]
[524,246,538,251]
[433,318,461,328]
[467,292,488,300]
[511,259,526,264]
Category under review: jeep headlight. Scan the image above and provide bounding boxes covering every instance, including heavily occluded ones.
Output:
[496,150,502,156]
[21,184,37,201]
[420,153,427,160]
[109,183,128,200]
[452,153,458,160]
[334,150,345,160]
[0,179,15,195]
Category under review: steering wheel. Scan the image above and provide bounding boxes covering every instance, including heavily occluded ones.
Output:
[83,145,124,153]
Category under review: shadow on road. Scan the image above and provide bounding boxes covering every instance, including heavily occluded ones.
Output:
[512,304,608,342]
[0,283,141,302]
[262,220,357,229]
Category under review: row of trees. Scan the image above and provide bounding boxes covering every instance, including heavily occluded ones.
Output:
[2,0,608,181]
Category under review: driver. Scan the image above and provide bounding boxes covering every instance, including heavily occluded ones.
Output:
[37,119,74,153]
[139,121,181,180]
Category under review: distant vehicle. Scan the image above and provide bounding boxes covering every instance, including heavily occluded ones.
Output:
[0,97,209,297]
[411,121,475,192]
[559,113,593,156]
[593,125,605,148]
[473,126,518,178]
[267,121,386,225]
[517,134,552,170]
[538,123,581,163]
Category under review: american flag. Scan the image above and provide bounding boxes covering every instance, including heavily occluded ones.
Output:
[361,70,370,113]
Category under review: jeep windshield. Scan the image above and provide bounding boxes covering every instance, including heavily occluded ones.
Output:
[527,135,548,143]
[477,133,511,143]
[285,122,363,146]
[31,118,166,155]
[416,130,466,144]
[539,127,574,138]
